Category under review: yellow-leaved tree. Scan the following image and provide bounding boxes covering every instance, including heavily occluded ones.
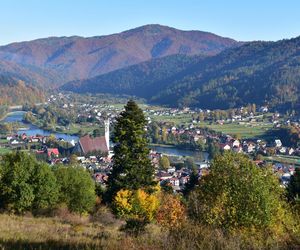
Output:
[113,188,160,231]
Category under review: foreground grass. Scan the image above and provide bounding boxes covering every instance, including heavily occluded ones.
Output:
[0,213,164,250]
[0,212,299,250]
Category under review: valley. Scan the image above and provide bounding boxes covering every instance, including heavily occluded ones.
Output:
[1,21,300,250]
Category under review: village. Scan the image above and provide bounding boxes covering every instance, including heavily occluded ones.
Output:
[1,94,300,193]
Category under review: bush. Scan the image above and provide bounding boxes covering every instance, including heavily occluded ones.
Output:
[54,166,96,214]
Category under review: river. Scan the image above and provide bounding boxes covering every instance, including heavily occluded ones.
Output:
[2,111,78,142]
[150,145,209,162]
[2,112,208,160]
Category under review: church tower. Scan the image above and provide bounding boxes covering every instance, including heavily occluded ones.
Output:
[104,119,110,150]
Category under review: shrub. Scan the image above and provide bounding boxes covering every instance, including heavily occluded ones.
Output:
[54,166,96,214]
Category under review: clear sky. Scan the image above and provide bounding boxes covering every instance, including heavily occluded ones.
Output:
[1,0,300,45]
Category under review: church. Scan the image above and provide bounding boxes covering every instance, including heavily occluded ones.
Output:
[74,120,110,155]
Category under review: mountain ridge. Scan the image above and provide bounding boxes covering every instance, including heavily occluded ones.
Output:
[0,24,240,86]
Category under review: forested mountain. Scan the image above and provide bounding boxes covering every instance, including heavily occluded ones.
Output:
[0,24,239,86]
[63,36,300,110]
[152,36,300,109]
[61,54,204,98]
[0,75,44,105]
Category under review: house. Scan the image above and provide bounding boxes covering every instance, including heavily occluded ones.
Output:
[230,139,240,148]
[198,162,209,169]
[169,177,180,186]
[10,139,21,145]
[47,148,59,158]
[279,147,287,154]
[220,143,231,150]
[167,167,176,174]
[21,133,27,140]
[274,139,282,148]
[158,172,173,181]
[244,142,255,153]
[281,173,291,187]
[259,106,268,113]
[287,148,295,155]
[233,146,243,153]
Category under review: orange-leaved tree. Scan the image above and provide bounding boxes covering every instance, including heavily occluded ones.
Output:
[156,193,186,229]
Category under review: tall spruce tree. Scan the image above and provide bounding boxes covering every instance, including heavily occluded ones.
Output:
[106,100,156,202]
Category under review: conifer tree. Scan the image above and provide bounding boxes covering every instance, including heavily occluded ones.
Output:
[106,100,156,202]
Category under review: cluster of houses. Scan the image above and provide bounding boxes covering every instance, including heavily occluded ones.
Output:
[48,93,121,127]
[2,98,300,191]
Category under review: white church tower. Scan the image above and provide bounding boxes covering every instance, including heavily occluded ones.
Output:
[104,119,110,150]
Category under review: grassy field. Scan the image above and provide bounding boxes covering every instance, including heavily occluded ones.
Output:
[149,110,273,139]
[200,122,273,139]
[150,113,191,125]
[61,124,104,135]
[0,138,7,143]
[0,148,11,155]
[265,155,300,166]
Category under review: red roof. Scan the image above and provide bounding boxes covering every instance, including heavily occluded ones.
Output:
[47,148,59,157]
[79,135,108,154]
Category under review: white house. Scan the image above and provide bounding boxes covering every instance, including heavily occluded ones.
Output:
[274,139,282,148]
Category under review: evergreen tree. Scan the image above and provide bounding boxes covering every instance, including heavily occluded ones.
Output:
[106,100,156,202]
[287,168,300,204]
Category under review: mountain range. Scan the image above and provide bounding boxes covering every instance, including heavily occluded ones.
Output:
[0,24,300,110]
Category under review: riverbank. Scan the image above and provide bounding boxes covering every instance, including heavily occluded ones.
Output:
[150,144,209,162]
[149,143,178,148]
[1,112,79,142]
[0,111,11,122]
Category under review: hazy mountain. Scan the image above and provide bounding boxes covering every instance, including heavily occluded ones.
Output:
[0,24,239,86]
[0,60,63,88]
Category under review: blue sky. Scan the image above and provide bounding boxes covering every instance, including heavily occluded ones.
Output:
[1,0,300,45]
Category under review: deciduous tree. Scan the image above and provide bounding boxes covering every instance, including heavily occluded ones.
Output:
[54,166,96,214]
[188,152,292,233]
[0,152,59,213]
